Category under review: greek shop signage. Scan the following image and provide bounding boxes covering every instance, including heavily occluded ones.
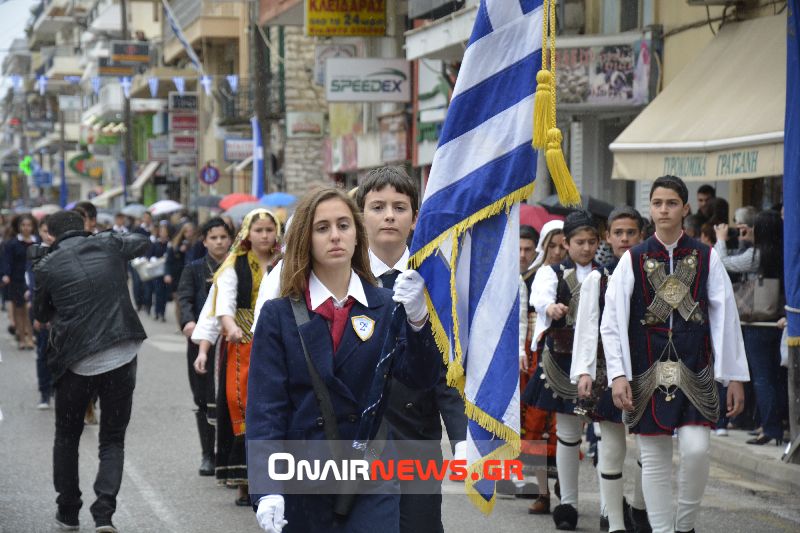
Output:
[661,149,761,179]
[326,58,411,103]
[306,0,386,37]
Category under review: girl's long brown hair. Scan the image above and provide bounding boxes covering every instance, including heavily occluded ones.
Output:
[280,188,374,299]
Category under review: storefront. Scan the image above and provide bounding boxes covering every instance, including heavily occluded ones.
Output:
[610,14,785,212]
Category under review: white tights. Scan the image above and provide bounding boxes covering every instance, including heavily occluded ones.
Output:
[637,426,710,533]
[598,421,627,532]
[555,413,582,506]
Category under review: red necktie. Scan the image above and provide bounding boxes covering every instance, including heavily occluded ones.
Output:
[305,289,356,353]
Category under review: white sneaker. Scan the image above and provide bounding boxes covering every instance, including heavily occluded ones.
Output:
[715,428,729,437]
[37,401,50,410]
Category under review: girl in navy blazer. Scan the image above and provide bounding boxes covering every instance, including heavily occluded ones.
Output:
[247,188,439,533]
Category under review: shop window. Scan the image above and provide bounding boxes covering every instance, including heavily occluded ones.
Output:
[742,177,783,210]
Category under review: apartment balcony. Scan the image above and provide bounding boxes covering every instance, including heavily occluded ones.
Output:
[88,2,121,35]
[163,0,244,64]
[30,0,75,47]
[44,47,83,80]
[82,81,124,122]
[130,66,197,98]
[216,77,283,126]
[1,39,32,76]
[259,0,303,26]
[408,0,465,20]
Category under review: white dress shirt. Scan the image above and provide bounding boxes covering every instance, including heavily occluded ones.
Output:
[600,236,750,387]
[369,248,410,279]
[570,270,602,382]
[529,262,594,345]
[191,285,221,345]
[251,260,283,332]
[308,270,369,310]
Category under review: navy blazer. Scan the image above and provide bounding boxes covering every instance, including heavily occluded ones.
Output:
[246,277,440,498]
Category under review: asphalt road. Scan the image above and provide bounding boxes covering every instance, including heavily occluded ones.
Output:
[1,302,799,532]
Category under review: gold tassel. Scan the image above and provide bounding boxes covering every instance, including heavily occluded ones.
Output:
[545,128,581,207]
[532,70,552,149]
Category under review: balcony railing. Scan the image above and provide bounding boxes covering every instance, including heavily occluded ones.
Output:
[216,77,283,126]
[164,0,242,43]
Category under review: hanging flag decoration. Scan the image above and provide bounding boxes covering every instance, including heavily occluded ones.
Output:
[173,76,185,95]
[11,75,23,92]
[200,75,213,96]
[148,77,159,98]
[251,116,265,198]
[37,75,47,96]
[91,77,102,95]
[120,77,132,99]
[226,74,239,94]
[162,0,205,73]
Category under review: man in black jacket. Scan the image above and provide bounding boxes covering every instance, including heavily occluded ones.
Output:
[33,210,149,533]
[176,217,232,476]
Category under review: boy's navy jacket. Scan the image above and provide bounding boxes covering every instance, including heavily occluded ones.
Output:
[246,277,440,499]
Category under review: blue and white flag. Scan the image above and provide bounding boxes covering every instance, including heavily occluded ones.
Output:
[251,116,265,198]
[173,76,185,95]
[408,0,544,513]
[162,0,204,74]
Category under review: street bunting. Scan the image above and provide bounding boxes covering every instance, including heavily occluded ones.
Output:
[305,0,386,37]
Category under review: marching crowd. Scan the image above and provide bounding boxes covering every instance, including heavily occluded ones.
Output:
[0,170,789,533]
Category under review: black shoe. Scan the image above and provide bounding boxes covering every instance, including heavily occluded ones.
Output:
[495,479,517,497]
[515,482,539,499]
[746,434,783,446]
[7,325,15,336]
[95,520,118,533]
[628,505,652,533]
[199,454,215,476]
[552,503,578,530]
[55,511,79,531]
[600,514,609,531]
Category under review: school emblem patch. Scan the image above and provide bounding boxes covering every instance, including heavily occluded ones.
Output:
[351,315,375,342]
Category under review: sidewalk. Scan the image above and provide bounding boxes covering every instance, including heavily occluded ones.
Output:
[708,429,800,494]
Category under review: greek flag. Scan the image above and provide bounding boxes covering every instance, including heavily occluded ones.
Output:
[408,0,543,512]
[161,0,204,74]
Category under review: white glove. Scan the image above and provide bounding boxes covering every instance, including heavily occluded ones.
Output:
[454,440,467,462]
[256,495,288,533]
[392,270,428,324]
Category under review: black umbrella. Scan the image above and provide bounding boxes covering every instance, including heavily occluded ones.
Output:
[539,193,615,219]
[192,195,223,208]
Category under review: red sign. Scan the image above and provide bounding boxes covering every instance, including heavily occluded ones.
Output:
[169,134,196,152]
[170,114,198,131]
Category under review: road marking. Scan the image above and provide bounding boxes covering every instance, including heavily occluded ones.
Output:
[83,425,182,532]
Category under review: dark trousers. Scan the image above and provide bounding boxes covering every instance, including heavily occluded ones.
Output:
[743,326,786,439]
[35,327,52,397]
[130,266,144,309]
[187,340,214,413]
[152,278,168,318]
[53,358,137,522]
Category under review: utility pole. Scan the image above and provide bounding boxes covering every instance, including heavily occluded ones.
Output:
[120,0,133,204]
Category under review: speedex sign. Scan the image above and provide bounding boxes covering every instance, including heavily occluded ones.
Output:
[325,58,411,102]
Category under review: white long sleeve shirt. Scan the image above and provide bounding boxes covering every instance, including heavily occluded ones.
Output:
[600,240,750,387]
[191,284,221,345]
[529,262,593,345]
[570,269,602,382]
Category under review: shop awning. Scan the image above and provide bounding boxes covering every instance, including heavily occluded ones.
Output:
[610,14,786,182]
[130,161,161,197]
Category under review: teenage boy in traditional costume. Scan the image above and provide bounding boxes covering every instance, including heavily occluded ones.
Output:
[601,175,748,533]
[527,210,601,530]
[570,206,650,533]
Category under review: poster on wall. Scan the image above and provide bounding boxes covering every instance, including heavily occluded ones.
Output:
[306,0,386,37]
[379,114,408,163]
[286,112,325,138]
[314,44,358,86]
[556,36,654,107]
